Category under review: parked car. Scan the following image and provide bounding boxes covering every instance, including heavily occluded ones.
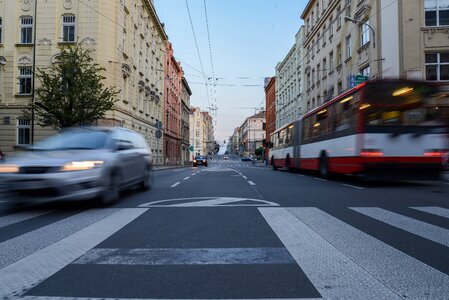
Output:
[193,155,208,167]
[241,156,253,162]
[223,155,229,160]
[0,127,153,206]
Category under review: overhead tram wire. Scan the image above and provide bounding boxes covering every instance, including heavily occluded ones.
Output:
[203,0,217,121]
[184,0,211,109]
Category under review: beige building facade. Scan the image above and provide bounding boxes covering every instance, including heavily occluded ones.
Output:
[180,77,191,165]
[0,0,167,165]
[301,0,380,112]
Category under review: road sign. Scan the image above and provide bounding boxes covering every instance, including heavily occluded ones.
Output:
[348,74,356,88]
[355,75,369,85]
[155,130,162,139]
[189,145,194,152]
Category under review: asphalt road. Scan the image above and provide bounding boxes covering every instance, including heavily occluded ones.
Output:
[1,154,449,299]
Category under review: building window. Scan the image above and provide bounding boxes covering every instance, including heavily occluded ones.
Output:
[17,118,31,145]
[62,15,76,42]
[336,6,342,28]
[360,20,370,46]
[329,51,334,70]
[426,52,449,81]
[20,16,33,44]
[346,35,352,59]
[360,65,371,77]
[425,0,449,26]
[322,58,327,76]
[337,81,343,94]
[18,67,33,95]
[336,44,342,65]
[0,17,3,43]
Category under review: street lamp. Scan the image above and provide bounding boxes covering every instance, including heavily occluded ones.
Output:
[344,16,376,48]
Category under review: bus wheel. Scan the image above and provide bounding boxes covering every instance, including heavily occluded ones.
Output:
[319,154,329,179]
[271,157,278,171]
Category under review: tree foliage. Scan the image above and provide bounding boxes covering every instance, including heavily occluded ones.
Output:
[24,44,119,128]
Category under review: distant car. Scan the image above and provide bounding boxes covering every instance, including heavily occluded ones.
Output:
[241,156,252,161]
[193,155,208,167]
[223,155,229,160]
[0,127,153,206]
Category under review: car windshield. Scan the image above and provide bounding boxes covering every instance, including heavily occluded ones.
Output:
[195,156,205,159]
[33,130,109,150]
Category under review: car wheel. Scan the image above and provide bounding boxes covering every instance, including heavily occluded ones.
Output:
[100,171,121,205]
[139,166,153,191]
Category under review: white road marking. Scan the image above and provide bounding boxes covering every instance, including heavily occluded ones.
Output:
[0,208,147,298]
[411,206,449,219]
[313,177,327,181]
[285,207,449,299]
[259,207,401,299]
[248,181,256,186]
[0,209,119,269]
[351,207,449,247]
[73,247,295,265]
[0,210,53,229]
[183,177,190,180]
[139,197,279,207]
[22,296,321,300]
[171,182,181,188]
[342,184,364,190]
[242,175,248,180]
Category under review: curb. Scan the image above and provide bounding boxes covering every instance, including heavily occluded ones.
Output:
[153,166,189,171]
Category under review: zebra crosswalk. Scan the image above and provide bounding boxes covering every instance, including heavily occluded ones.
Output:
[0,205,448,299]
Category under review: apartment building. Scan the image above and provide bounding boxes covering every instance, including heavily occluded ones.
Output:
[164,42,183,165]
[0,0,167,164]
[301,0,379,112]
[264,77,276,157]
[189,107,214,157]
[180,77,191,165]
[240,111,266,156]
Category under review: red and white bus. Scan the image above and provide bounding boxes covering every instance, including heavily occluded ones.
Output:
[269,79,449,180]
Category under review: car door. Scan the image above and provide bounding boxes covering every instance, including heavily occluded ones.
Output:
[113,130,139,184]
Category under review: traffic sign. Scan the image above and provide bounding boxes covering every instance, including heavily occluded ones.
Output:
[189,145,194,152]
[355,75,369,85]
[155,130,162,139]
[349,74,356,88]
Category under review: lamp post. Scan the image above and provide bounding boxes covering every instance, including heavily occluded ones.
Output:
[344,16,376,48]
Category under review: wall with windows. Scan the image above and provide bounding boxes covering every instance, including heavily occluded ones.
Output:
[401,0,449,83]
[0,0,169,162]
[300,0,380,115]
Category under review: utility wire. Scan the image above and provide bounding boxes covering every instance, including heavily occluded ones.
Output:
[184,0,210,108]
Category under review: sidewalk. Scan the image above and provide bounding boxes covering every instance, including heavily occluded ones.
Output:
[153,165,188,171]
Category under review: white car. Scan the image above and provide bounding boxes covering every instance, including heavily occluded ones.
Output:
[0,127,153,206]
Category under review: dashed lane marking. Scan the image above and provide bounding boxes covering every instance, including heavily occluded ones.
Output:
[314,177,327,182]
[248,181,256,186]
[183,177,190,180]
[242,176,248,180]
[171,182,181,188]
[342,184,364,190]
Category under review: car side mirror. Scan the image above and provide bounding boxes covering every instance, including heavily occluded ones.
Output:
[116,141,133,151]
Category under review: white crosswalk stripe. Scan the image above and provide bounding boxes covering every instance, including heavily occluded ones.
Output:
[411,206,449,220]
[1,205,449,299]
[0,210,53,229]
[0,208,147,298]
[277,207,449,299]
[351,207,449,247]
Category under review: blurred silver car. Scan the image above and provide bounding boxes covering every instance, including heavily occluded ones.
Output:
[0,127,153,206]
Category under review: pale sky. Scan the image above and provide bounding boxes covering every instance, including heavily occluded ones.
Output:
[154,0,306,141]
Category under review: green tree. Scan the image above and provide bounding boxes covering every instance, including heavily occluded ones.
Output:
[24,44,119,128]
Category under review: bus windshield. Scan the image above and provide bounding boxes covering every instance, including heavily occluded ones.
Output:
[363,82,449,127]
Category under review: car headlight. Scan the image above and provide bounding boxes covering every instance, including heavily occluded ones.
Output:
[193,160,197,163]
[61,161,104,172]
[0,164,19,173]
[204,160,207,162]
